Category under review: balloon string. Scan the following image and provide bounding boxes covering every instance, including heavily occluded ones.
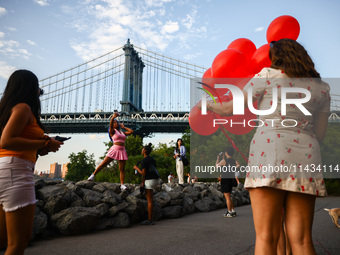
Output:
[219,125,249,163]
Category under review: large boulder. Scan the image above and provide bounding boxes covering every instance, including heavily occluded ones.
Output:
[153,191,171,207]
[81,188,103,207]
[195,197,218,212]
[162,206,185,219]
[50,207,100,235]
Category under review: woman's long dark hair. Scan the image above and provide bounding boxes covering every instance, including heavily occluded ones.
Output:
[175,138,183,153]
[269,39,320,78]
[0,70,46,137]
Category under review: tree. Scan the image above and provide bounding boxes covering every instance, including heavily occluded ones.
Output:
[65,150,95,182]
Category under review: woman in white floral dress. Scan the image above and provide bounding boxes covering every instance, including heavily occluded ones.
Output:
[205,39,330,254]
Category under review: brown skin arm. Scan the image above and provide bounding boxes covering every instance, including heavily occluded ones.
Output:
[120,123,134,136]
[134,165,146,183]
[1,103,62,152]
[313,111,329,142]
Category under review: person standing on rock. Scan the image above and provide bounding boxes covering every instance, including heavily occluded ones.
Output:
[88,112,133,191]
[0,70,63,255]
[216,146,237,218]
[134,143,159,225]
[173,138,186,185]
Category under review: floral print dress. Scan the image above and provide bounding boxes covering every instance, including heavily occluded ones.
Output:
[244,68,330,196]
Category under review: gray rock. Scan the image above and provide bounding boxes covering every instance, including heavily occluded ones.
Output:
[162,206,185,219]
[50,207,100,235]
[152,201,163,221]
[95,217,113,231]
[170,199,183,206]
[93,184,106,193]
[126,195,140,205]
[70,192,85,207]
[75,180,96,190]
[112,212,130,228]
[100,182,120,193]
[193,183,207,191]
[43,195,69,216]
[66,182,84,197]
[36,185,69,201]
[195,197,218,212]
[183,196,195,214]
[34,178,46,190]
[94,203,109,217]
[82,188,104,207]
[168,191,184,200]
[109,201,129,216]
[208,185,224,200]
[123,201,146,223]
[103,189,121,204]
[153,191,171,207]
[32,207,48,239]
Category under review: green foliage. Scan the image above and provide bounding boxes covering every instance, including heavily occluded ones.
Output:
[65,150,95,182]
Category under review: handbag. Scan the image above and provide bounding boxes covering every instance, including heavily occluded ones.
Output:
[181,156,189,166]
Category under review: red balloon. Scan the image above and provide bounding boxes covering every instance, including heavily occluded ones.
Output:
[249,44,271,75]
[266,15,300,43]
[211,49,248,79]
[189,105,219,136]
[202,68,229,98]
[227,38,256,64]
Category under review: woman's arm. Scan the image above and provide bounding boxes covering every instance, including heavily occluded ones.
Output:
[121,123,134,136]
[1,103,62,152]
[202,90,248,116]
[109,112,119,136]
[313,111,329,142]
[180,145,186,157]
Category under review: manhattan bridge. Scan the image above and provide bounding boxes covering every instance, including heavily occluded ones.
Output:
[36,39,340,137]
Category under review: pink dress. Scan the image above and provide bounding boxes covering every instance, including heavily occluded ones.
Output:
[106,131,128,160]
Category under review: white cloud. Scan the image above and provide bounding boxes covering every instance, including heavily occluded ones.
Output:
[0,7,6,17]
[33,0,50,7]
[254,27,264,32]
[6,27,17,32]
[67,0,208,61]
[161,21,179,34]
[0,60,16,80]
[89,134,105,140]
[0,32,4,38]
[0,39,31,60]
[27,40,37,46]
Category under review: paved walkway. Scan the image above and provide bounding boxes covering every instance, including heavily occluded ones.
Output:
[1,197,339,255]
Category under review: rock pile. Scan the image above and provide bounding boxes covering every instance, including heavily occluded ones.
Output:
[32,178,250,239]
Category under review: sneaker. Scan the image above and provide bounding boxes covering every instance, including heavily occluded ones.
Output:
[120,184,127,191]
[141,220,154,225]
[223,212,235,218]
[231,211,237,217]
[87,174,95,181]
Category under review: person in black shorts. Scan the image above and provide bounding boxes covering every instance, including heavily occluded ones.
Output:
[134,143,159,225]
[216,146,237,218]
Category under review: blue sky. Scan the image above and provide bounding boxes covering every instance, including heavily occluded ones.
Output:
[0,0,339,172]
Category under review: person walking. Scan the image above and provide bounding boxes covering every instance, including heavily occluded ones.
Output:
[205,39,330,254]
[88,112,133,191]
[0,70,63,255]
[134,143,159,225]
[216,147,237,217]
[173,138,186,185]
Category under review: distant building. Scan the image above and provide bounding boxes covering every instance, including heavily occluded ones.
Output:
[62,163,68,178]
[50,163,62,179]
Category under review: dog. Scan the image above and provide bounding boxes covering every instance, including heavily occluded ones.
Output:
[324,208,340,228]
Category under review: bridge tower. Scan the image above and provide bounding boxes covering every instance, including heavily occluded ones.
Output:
[121,39,145,114]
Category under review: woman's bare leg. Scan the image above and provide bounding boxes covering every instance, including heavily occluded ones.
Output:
[118,160,126,185]
[284,192,316,255]
[5,204,36,255]
[249,187,286,255]
[0,205,7,250]
[93,156,114,175]
[145,189,153,221]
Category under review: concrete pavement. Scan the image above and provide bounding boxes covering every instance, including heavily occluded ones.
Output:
[1,196,339,255]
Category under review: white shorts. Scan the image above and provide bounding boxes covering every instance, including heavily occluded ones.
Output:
[0,157,37,212]
[145,179,159,190]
